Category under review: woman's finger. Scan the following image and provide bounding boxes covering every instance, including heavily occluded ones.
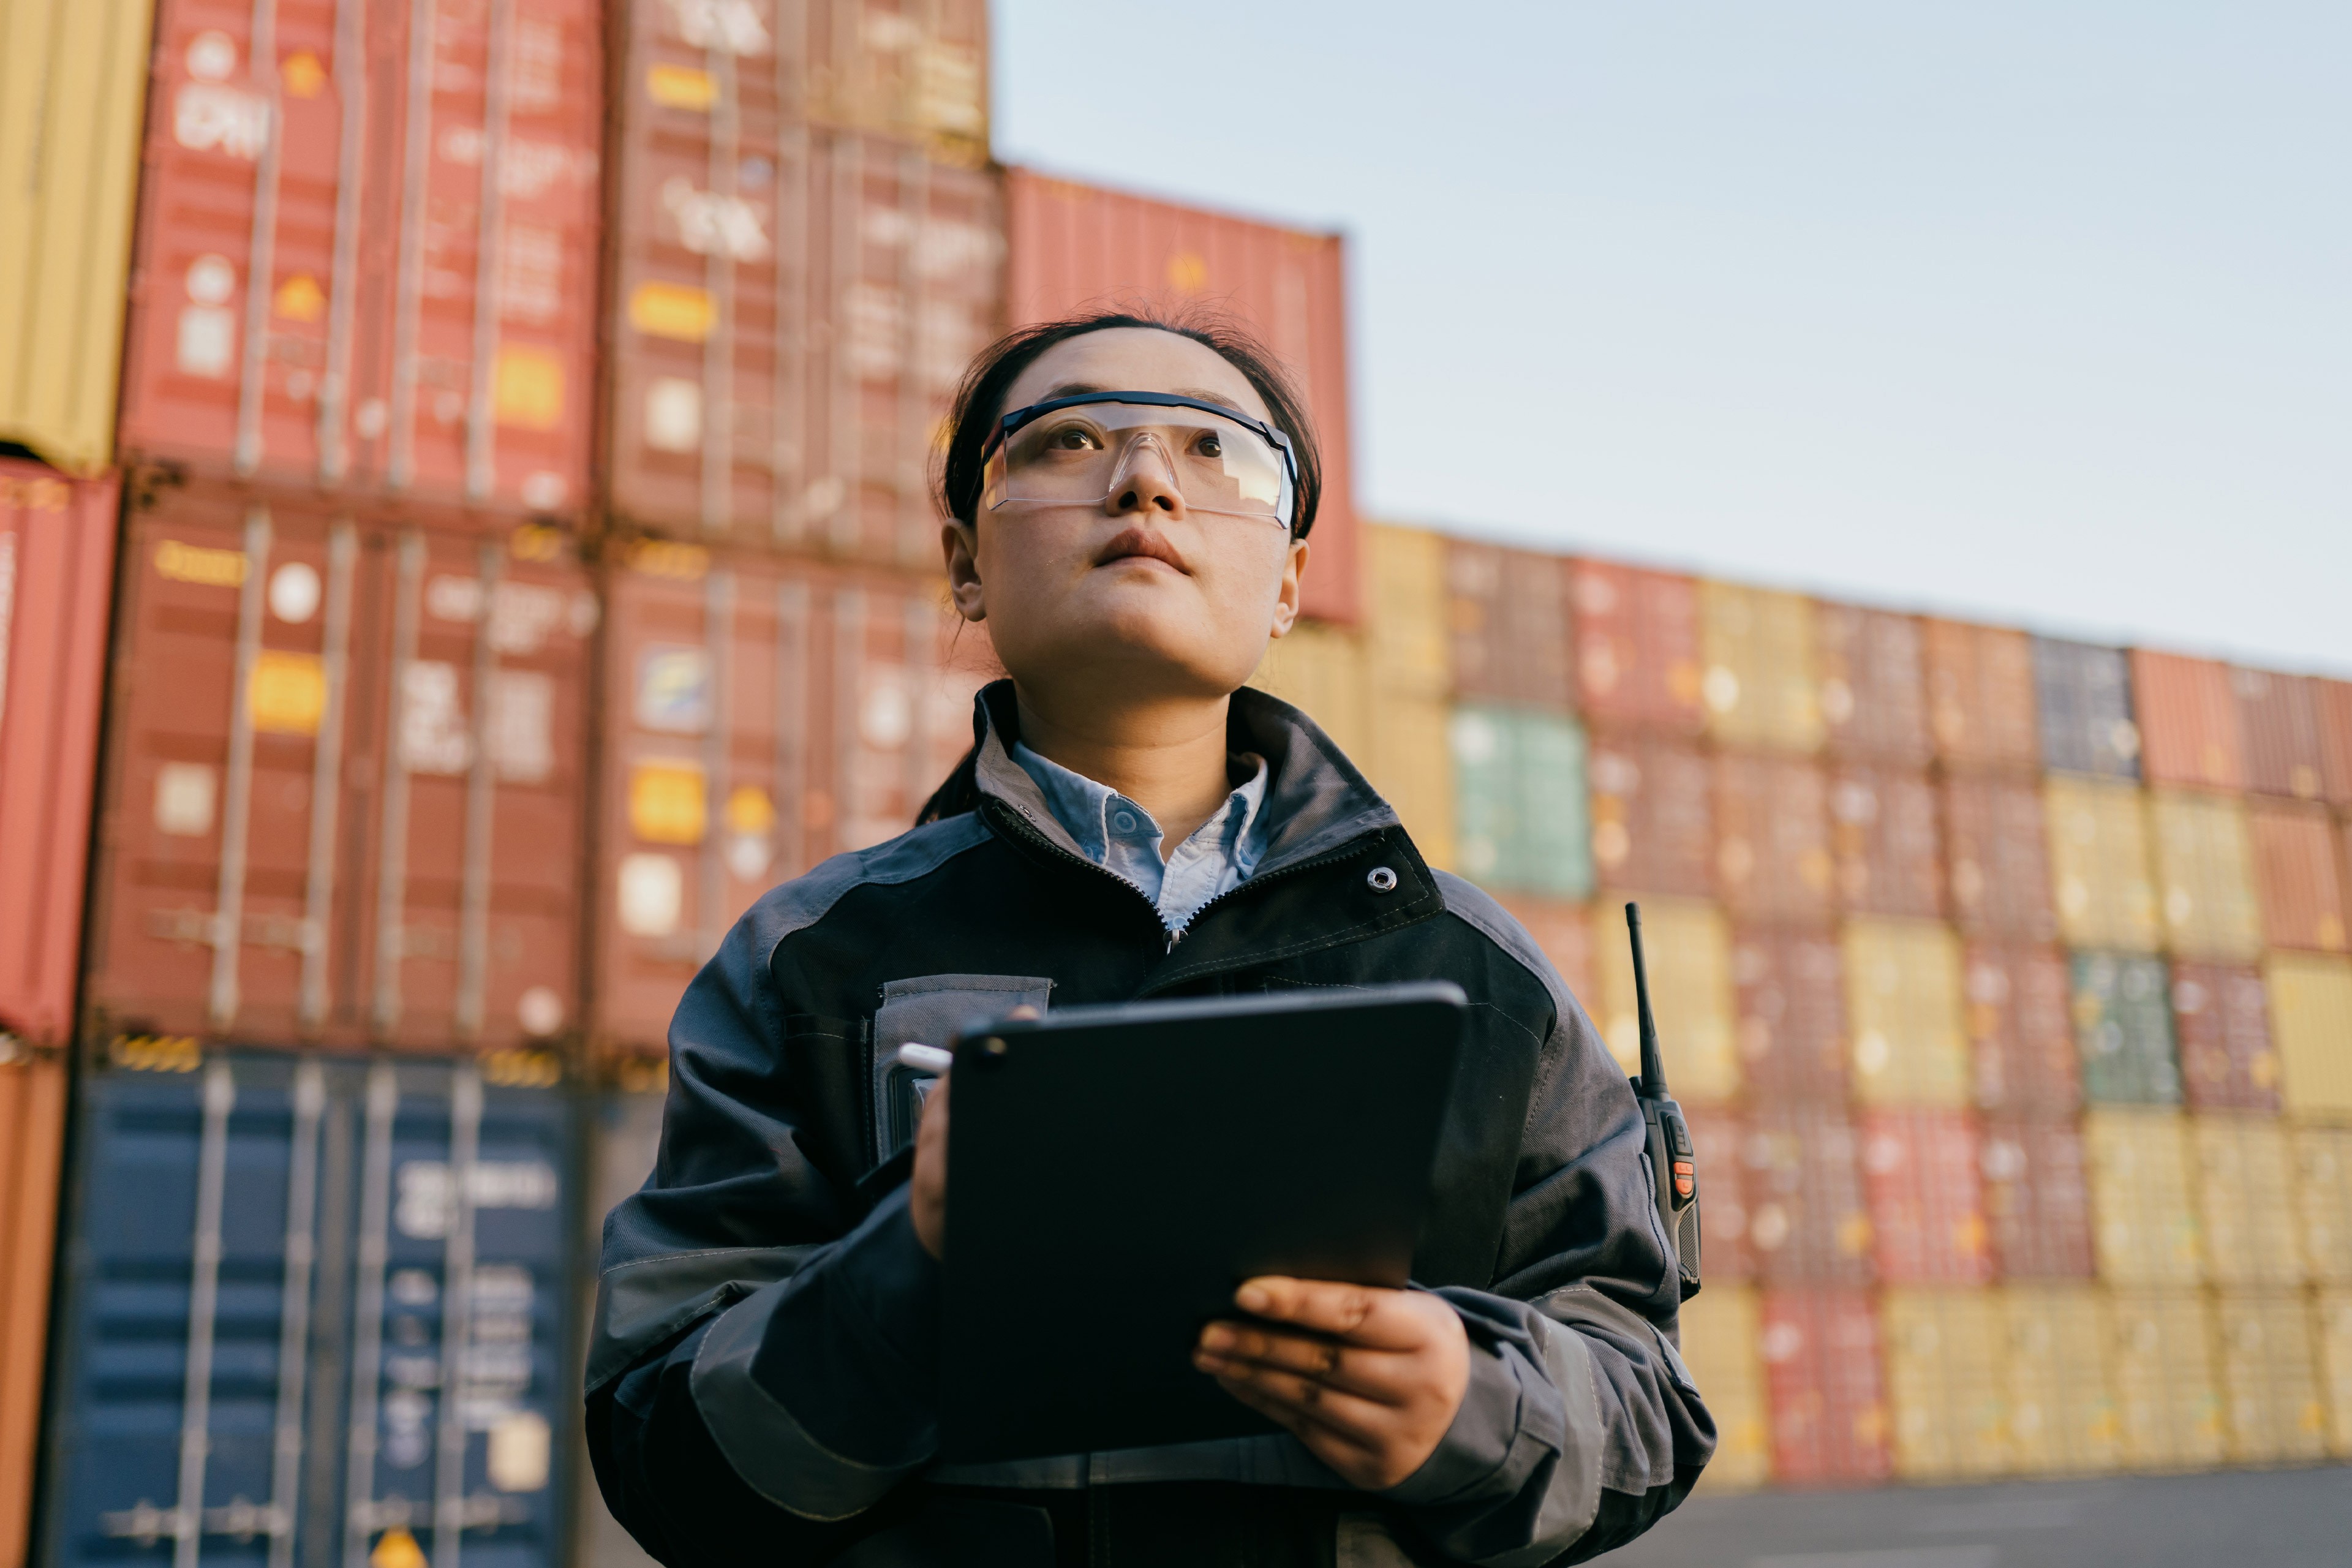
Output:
[1232,1276,1436,1351]
[1197,1350,1403,1442]
[1196,1321,1414,1404]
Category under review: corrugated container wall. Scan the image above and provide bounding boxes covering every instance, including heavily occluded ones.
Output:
[1444,540,1572,711]
[1447,706,1590,900]
[1699,581,1823,754]
[2322,1290,2352,1458]
[609,0,999,560]
[2232,667,2327,801]
[1760,1289,1891,1484]
[1978,1118,2095,1278]
[1677,1287,1770,1490]
[2267,953,2352,1123]
[2043,775,2160,952]
[1362,693,1453,873]
[2245,800,2347,953]
[1492,894,1592,1006]
[1681,1103,1751,1282]
[1363,525,1449,701]
[1843,917,1969,1109]
[0,0,155,473]
[2133,651,2245,793]
[1714,754,1833,925]
[39,1054,576,1568]
[1997,1284,2119,1475]
[1966,943,2079,1121]
[1815,603,1931,765]
[1858,1111,1990,1285]
[0,463,119,1043]
[2170,963,2279,1114]
[2296,1127,2352,1284]
[2190,1115,2303,1288]
[788,0,992,161]
[1004,169,1357,622]
[1,1051,69,1568]
[2033,638,2139,780]
[594,544,987,1052]
[119,0,604,519]
[1883,1289,2007,1479]
[1570,560,1702,734]
[2107,1289,2225,1470]
[83,488,595,1052]
[1743,1106,1872,1286]
[1923,619,2038,771]
[1732,929,1848,1104]
[1594,897,1734,1098]
[1586,733,1714,900]
[575,1084,665,1568]
[2147,791,2262,962]
[2212,1291,2329,1464]
[1248,621,1370,764]
[2083,1108,2202,1284]
[1941,773,2058,943]
[1830,764,1942,919]
[2071,952,2180,1106]
[2316,679,2352,807]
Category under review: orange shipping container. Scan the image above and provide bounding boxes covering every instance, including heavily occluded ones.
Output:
[1980,1118,2095,1280]
[1743,1106,1872,1286]
[1941,771,2059,943]
[1586,731,1714,900]
[2245,799,2348,952]
[2319,677,2352,808]
[1759,1288,1891,1484]
[119,0,604,518]
[1444,539,1573,711]
[1859,1109,1991,1285]
[2132,650,2245,793]
[1732,928,1848,1104]
[1570,559,1703,735]
[1815,602,1931,766]
[1966,943,2079,1121]
[1681,1102,1752,1283]
[2232,667,2328,801]
[1005,169,1357,622]
[1,1052,69,1568]
[83,486,595,1052]
[594,544,988,1051]
[1830,763,1942,919]
[2169,963,2280,1115]
[1714,753,1833,924]
[0,462,118,1044]
[1921,617,2038,771]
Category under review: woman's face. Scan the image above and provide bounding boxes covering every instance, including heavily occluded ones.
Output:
[944,328,1308,710]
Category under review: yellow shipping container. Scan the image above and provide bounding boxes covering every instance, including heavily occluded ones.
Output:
[2148,791,2263,962]
[2084,1108,2204,1284]
[2190,1114,2304,1287]
[2044,776,2162,952]
[2211,1289,2329,1464]
[1883,1289,2010,1480]
[1362,693,1455,872]
[1250,621,1371,763]
[2316,1288,2352,1458]
[2106,1287,2225,1470]
[1676,1284,1771,1491]
[0,0,154,473]
[1843,916,1970,1107]
[2267,952,2352,1122]
[1595,896,1736,1099]
[1999,1284,2120,1476]
[1698,581,1824,753]
[2293,1126,2352,1283]
[1364,524,1451,700]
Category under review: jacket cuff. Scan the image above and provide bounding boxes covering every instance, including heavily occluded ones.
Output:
[1381,1329,1524,1507]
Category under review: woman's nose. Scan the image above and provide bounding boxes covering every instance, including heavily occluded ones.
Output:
[1104,435,1186,518]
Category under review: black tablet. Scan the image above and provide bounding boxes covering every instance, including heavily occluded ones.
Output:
[937,982,1467,1463]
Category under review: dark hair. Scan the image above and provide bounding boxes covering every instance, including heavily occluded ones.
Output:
[917,307,1324,826]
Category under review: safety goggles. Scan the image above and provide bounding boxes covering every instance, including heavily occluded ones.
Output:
[980,392,1298,531]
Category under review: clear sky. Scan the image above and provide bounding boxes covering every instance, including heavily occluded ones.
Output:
[992,2,2351,674]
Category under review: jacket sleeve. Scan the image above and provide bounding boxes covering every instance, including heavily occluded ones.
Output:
[1388,884,1717,1566]
[584,905,950,1564]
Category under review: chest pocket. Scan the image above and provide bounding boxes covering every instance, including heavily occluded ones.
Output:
[871,973,1054,1164]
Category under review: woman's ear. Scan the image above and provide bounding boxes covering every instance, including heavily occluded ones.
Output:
[1267,537,1308,637]
[942,520,986,622]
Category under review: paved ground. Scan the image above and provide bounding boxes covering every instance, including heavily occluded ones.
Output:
[1604,1465,2352,1568]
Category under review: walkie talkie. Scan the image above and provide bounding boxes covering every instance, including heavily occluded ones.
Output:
[1626,903,1702,1300]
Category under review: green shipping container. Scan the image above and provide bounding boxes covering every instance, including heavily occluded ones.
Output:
[2073,951,2182,1104]
[1450,704,1593,899]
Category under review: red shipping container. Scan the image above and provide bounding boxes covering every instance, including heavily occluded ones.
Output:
[1830,763,1942,919]
[2245,799,2348,953]
[1682,1101,1752,1283]
[119,0,603,518]
[1586,731,1714,900]
[1815,602,1931,766]
[2233,667,2327,801]
[1921,618,2038,770]
[1760,1287,1893,1485]
[2171,962,2281,1114]
[83,484,595,1052]
[1858,1109,1992,1285]
[608,12,1002,568]
[1733,928,1848,1103]
[1004,169,1358,623]
[1491,892,1593,1004]
[1569,559,1703,735]
[1744,1106,1873,1286]
[2133,650,2245,793]
[1714,753,1834,924]
[1940,771,2058,942]
[1978,1118,2096,1278]
[2318,677,2352,807]
[1444,539,1573,711]
[0,462,118,1044]
[1965,943,2079,1121]
[1,1052,69,1566]
[594,543,993,1051]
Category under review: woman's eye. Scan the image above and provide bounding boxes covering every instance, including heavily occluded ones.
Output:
[1047,426,1101,451]
[1196,434,1224,458]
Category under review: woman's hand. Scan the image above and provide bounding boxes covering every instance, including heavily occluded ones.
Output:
[1193,1276,1470,1490]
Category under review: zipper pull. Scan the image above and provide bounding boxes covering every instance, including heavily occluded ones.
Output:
[1166,925,1186,954]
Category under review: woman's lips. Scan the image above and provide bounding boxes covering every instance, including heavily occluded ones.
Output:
[1095,526,1191,575]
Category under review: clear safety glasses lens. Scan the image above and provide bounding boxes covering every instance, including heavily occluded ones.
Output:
[982,401,1294,527]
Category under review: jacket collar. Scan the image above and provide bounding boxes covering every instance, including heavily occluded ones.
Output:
[968,679,1403,881]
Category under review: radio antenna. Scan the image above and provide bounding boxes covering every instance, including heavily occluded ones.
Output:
[1626,902,1666,1100]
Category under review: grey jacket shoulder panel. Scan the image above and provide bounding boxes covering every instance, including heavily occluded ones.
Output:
[1429,870,1575,1027]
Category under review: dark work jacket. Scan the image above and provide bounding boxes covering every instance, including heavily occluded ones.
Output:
[585,682,1716,1568]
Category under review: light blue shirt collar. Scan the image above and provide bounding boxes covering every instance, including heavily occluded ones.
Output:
[1008,741,1272,933]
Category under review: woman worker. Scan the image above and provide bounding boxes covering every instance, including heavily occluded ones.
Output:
[584,312,1716,1566]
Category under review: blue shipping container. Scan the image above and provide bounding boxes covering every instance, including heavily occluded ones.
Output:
[39,1054,575,1568]
[2032,637,2141,780]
